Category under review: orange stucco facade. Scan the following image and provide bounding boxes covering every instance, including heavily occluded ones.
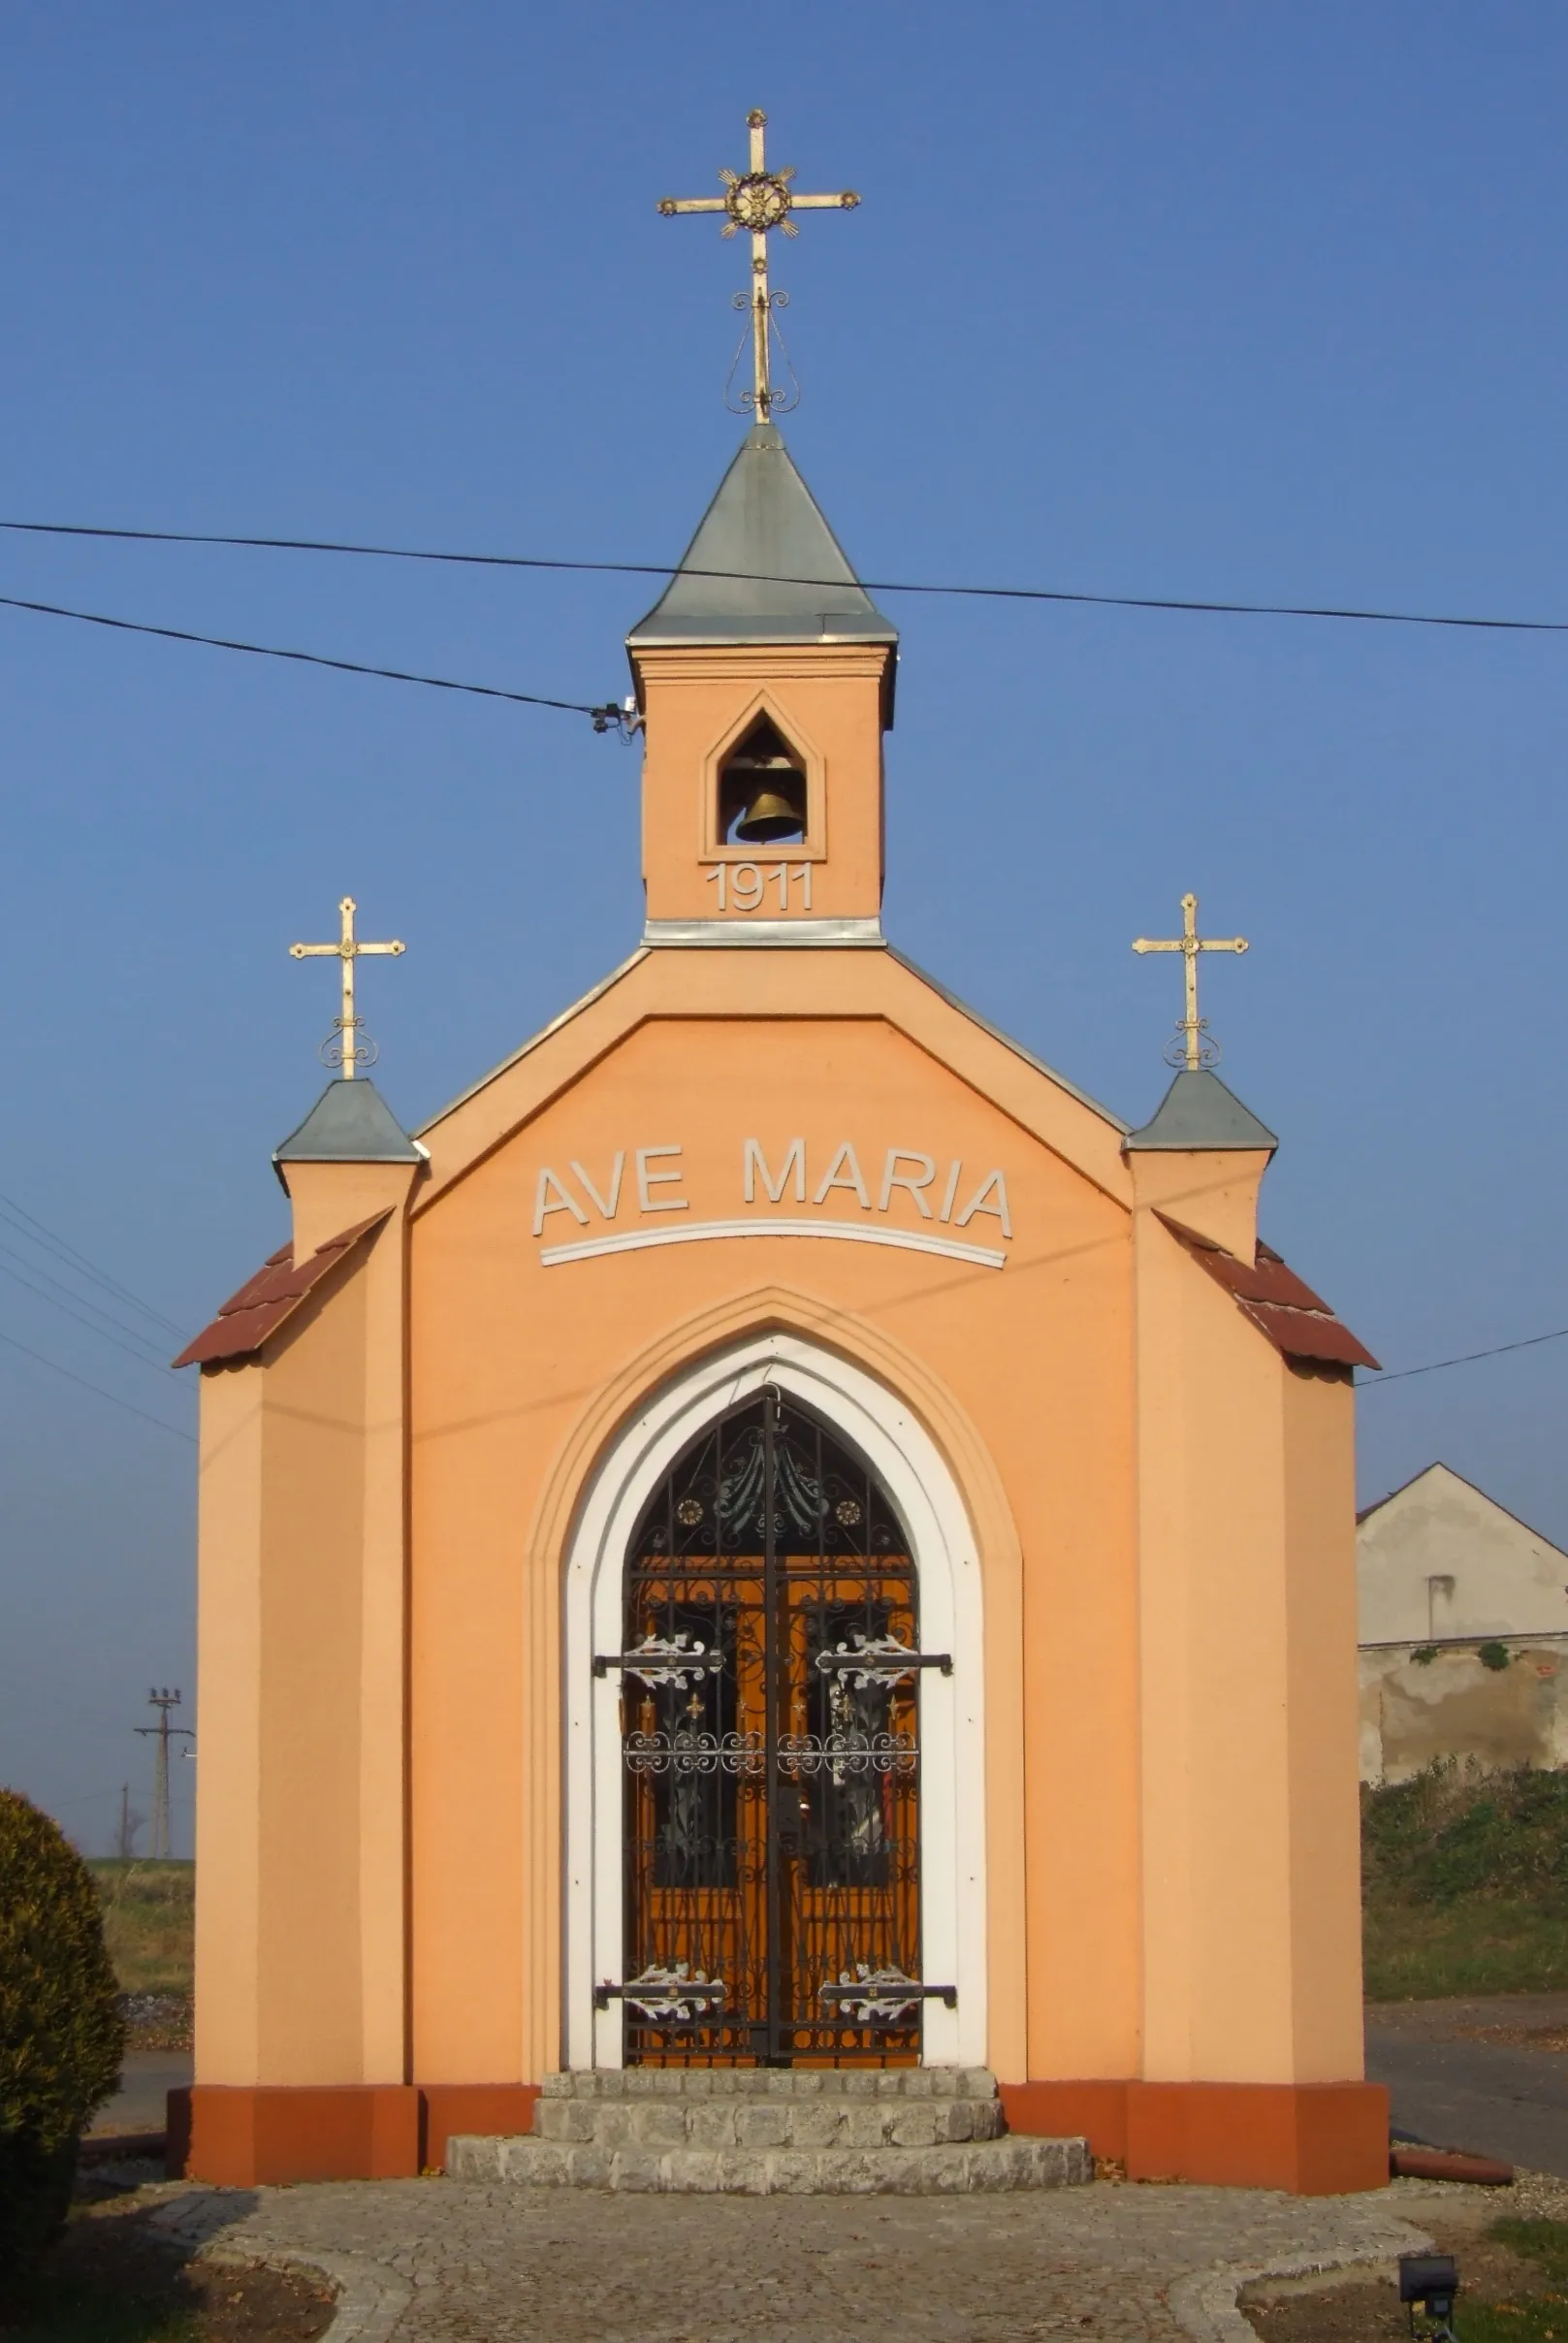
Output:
[178,440,1385,2194]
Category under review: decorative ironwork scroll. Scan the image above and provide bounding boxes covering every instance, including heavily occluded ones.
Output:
[595,1631,724,1688]
[624,1729,765,1777]
[814,1633,951,1685]
[596,1964,728,2024]
[776,1730,918,1778]
[817,1965,957,2026]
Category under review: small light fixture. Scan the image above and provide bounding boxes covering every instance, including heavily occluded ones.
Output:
[1399,2254,1459,2343]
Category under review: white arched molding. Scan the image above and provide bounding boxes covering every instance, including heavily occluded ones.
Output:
[562,1331,987,2070]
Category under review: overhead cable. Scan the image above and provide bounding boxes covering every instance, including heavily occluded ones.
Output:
[0,1326,195,1441]
[0,1188,187,1338]
[0,1233,182,1355]
[1360,1324,1568,1390]
[5,515,1568,636]
[0,1255,184,1377]
[0,591,602,713]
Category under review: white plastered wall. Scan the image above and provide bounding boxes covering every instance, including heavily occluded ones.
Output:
[561,1330,987,2070]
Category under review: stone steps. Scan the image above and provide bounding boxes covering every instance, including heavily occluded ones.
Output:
[447,2134,1091,2195]
[447,2068,1093,2194]
[534,2093,1005,2148]
[540,2066,997,2100]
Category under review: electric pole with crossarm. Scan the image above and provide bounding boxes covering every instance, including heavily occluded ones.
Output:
[135,1687,194,1859]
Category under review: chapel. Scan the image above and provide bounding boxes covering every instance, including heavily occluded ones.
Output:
[172,116,1386,2198]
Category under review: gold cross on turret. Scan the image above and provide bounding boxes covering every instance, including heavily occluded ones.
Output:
[1133,892,1249,1071]
[658,109,858,421]
[290,895,405,1078]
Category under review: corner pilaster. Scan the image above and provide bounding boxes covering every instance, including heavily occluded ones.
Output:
[1124,1074,1365,2096]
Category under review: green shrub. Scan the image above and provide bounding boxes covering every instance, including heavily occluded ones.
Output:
[1363,1761,1568,1909]
[1479,1640,1513,1672]
[0,1789,126,2295]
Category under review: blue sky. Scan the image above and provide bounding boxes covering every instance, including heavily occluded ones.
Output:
[3,2,1567,1852]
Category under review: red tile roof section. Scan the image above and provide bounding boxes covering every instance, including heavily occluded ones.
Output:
[1156,1213,1380,1372]
[172,1213,390,1368]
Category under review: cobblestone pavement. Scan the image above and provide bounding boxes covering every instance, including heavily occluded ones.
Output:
[144,2173,1444,2343]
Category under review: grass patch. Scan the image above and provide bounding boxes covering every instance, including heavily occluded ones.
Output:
[85,1864,193,1999]
[1490,2220,1568,2280]
[1456,2222,1568,2343]
[1364,1898,1568,2000]
[1363,1766,1568,1999]
[1444,2298,1568,2343]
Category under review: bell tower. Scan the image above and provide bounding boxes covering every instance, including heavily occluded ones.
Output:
[626,421,897,946]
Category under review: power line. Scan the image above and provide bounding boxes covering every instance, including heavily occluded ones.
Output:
[1360,1324,1568,1390]
[0,1235,175,1352]
[0,1189,187,1338]
[0,1255,181,1376]
[0,591,602,713]
[0,1326,195,1440]
[6,514,1568,637]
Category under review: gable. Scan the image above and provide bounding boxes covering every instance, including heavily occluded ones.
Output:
[424,1013,1120,1286]
[412,945,1133,1217]
[1358,1462,1568,1644]
[407,1008,1137,1623]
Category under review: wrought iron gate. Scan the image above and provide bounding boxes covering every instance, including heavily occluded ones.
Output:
[598,1389,946,2065]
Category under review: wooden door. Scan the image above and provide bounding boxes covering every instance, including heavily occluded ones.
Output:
[609,1390,930,2065]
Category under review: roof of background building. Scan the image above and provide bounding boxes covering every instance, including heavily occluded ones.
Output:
[1356,1460,1567,1550]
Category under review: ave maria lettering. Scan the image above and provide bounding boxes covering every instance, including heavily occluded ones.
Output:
[532,1140,1012,1241]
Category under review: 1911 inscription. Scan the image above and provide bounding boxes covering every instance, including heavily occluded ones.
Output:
[702,861,813,913]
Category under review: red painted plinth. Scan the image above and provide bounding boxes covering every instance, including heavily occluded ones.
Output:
[169,2082,541,2185]
[172,2075,1390,2193]
[1001,2079,1391,2195]
[419,2085,541,2172]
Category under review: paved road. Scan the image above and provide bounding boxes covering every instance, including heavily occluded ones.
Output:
[95,2049,192,2135]
[1366,1996,1568,2179]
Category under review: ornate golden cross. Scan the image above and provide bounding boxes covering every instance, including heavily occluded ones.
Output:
[658,109,858,421]
[289,895,405,1078]
[1133,892,1249,1071]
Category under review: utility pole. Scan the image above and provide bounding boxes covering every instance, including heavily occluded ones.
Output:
[115,1782,138,1860]
[135,1688,194,1859]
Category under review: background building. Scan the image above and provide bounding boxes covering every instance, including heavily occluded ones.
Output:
[1358,1462,1568,1781]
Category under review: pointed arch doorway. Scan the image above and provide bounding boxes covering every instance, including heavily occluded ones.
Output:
[618,1387,922,2064]
[562,1333,988,2071]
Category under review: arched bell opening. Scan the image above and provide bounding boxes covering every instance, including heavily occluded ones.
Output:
[616,1386,925,2066]
[717,714,809,846]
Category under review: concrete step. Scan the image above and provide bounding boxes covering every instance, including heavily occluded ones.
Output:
[534,2093,1006,2149]
[447,2134,1092,2195]
[540,2066,998,2100]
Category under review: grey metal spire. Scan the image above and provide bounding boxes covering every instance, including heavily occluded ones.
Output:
[1123,1068,1278,1153]
[273,1078,424,1168]
[627,423,897,650]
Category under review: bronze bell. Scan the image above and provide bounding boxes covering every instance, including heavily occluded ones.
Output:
[734,783,805,843]
[730,750,806,842]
